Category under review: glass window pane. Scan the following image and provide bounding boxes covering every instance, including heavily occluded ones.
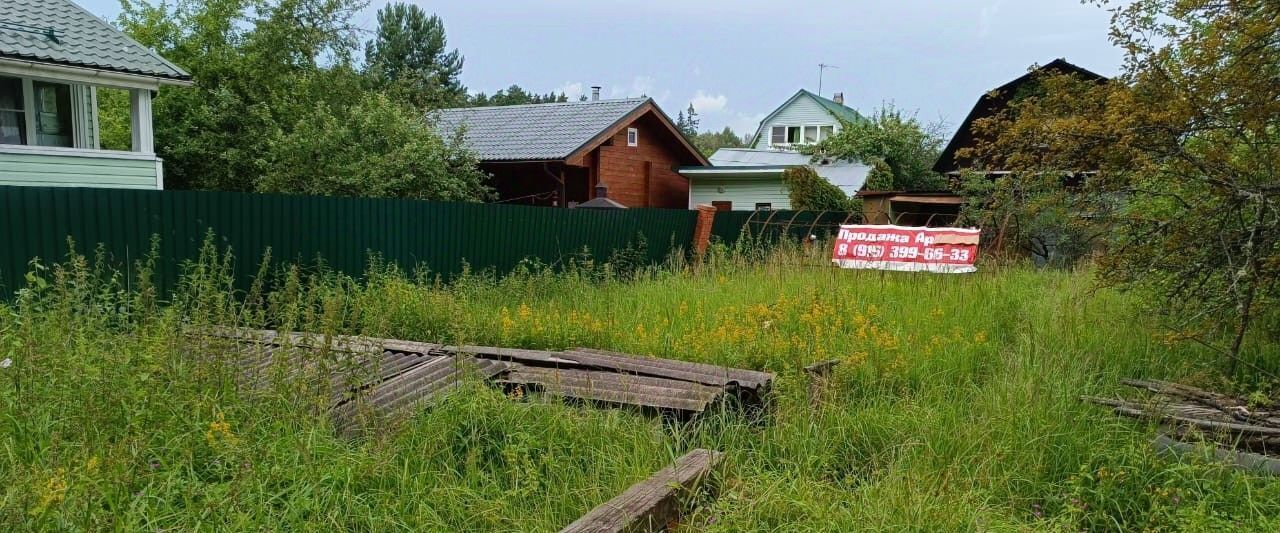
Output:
[819,125,834,141]
[0,77,25,145]
[33,81,72,147]
[803,126,818,143]
[787,126,801,144]
[770,126,785,144]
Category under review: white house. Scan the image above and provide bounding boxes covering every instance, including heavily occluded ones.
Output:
[0,0,191,190]
[679,89,870,211]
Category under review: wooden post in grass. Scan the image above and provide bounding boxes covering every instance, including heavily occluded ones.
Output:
[804,360,840,407]
[561,448,723,533]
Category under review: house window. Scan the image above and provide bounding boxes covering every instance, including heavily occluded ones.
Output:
[803,125,819,144]
[711,201,733,211]
[0,77,26,145]
[34,81,72,147]
[755,202,772,211]
[627,127,638,147]
[770,124,833,146]
[0,76,75,148]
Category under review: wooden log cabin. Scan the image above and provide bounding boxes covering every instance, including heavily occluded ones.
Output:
[432,92,709,209]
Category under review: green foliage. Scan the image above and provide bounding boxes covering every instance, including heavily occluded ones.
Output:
[691,126,745,157]
[781,166,855,211]
[803,104,947,191]
[256,92,492,200]
[3,243,1279,529]
[965,0,1280,370]
[114,0,488,201]
[365,2,466,109]
[468,85,568,107]
[95,88,131,151]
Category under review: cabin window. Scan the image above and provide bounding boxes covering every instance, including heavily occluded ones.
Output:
[803,126,819,144]
[0,77,26,145]
[34,81,73,148]
[770,124,832,146]
[626,127,638,147]
[755,203,772,211]
[0,76,75,148]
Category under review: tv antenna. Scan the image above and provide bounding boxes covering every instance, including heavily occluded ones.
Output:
[818,63,839,96]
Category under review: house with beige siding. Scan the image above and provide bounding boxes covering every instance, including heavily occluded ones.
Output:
[0,0,190,190]
[679,89,869,211]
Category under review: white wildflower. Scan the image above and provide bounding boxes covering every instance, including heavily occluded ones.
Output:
[0,358,10,369]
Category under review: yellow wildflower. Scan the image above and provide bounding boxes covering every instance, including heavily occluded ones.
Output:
[973,331,987,344]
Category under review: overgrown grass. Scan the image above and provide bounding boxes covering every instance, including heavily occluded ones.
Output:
[2,240,1278,531]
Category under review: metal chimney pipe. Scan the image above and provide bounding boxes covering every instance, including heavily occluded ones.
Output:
[591,86,601,101]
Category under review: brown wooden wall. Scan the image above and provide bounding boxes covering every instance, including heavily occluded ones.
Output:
[592,112,691,209]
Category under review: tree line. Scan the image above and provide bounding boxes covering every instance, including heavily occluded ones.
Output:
[109,0,582,200]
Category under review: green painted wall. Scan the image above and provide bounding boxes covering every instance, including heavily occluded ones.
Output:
[690,176,792,211]
[0,150,159,189]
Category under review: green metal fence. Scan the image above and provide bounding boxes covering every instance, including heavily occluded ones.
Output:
[0,187,704,298]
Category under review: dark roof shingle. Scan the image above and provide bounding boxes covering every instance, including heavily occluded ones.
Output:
[0,0,190,81]
[431,98,650,161]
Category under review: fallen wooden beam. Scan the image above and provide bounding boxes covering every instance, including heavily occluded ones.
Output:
[1153,434,1280,476]
[498,365,724,415]
[560,449,724,533]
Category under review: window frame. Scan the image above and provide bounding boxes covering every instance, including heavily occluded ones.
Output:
[0,75,76,149]
[626,127,638,147]
[768,123,838,147]
[754,202,772,211]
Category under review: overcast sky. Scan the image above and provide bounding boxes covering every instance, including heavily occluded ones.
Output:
[77,0,1125,137]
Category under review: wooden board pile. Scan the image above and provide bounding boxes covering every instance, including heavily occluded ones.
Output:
[198,328,774,435]
[1084,379,1280,459]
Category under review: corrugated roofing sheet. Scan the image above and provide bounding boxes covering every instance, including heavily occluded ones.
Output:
[430,98,649,161]
[0,0,190,81]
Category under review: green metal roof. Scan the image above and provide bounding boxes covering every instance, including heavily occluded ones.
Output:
[803,89,865,123]
[0,0,190,82]
[747,89,866,147]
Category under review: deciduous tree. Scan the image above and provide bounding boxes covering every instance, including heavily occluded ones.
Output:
[966,0,1280,373]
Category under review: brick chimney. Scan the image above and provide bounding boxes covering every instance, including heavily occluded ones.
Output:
[833,92,844,105]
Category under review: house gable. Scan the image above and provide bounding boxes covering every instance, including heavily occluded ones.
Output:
[748,90,863,149]
[933,59,1108,174]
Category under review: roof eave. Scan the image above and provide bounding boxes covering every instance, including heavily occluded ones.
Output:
[0,55,192,87]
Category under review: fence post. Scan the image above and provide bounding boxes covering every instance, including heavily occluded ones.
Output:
[692,204,718,263]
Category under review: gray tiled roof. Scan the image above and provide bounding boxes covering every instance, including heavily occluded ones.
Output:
[432,98,650,161]
[0,0,190,81]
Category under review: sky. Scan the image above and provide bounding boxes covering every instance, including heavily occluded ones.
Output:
[77,0,1126,138]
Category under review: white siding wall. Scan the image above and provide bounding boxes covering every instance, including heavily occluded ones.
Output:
[751,95,840,149]
[690,177,791,211]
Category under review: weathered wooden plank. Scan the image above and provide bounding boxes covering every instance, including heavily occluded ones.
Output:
[569,348,774,391]
[333,357,511,435]
[561,449,724,533]
[499,366,723,413]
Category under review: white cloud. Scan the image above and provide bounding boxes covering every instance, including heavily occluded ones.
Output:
[557,81,584,100]
[611,75,656,98]
[689,90,728,113]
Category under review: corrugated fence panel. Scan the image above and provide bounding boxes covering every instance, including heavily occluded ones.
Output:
[0,186,710,298]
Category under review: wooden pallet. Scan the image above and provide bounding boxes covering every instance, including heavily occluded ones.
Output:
[195,328,775,433]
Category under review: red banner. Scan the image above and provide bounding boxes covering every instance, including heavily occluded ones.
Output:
[831,225,981,273]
